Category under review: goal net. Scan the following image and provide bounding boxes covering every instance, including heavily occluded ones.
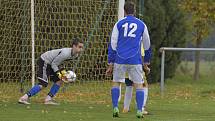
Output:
[0,0,119,103]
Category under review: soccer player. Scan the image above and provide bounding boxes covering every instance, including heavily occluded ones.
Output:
[18,38,84,105]
[123,48,152,115]
[106,1,151,118]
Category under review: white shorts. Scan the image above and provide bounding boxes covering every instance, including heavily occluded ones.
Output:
[113,63,144,84]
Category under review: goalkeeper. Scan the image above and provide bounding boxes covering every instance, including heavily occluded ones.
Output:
[123,47,152,115]
[18,38,84,105]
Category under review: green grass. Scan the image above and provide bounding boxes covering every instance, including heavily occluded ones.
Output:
[1,70,215,120]
[1,100,215,121]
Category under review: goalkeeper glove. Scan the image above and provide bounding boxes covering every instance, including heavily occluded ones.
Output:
[56,69,67,80]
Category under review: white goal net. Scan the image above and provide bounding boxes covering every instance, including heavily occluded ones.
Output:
[0,0,119,102]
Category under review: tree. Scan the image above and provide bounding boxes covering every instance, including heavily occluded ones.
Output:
[140,0,166,83]
[137,0,187,83]
[179,0,215,80]
[160,0,187,79]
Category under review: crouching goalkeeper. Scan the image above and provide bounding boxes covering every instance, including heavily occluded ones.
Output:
[18,38,84,105]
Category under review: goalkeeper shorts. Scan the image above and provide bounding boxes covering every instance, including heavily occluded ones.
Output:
[37,57,60,84]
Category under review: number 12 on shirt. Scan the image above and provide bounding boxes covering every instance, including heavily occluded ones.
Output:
[122,23,137,38]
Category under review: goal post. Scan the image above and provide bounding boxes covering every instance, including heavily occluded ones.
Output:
[160,47,215,95]
[31,0,35,87]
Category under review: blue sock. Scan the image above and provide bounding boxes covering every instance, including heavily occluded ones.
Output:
[48,83,60,97]
[136,89,144,111]
[111,86,120,108]
[27,84,41,97]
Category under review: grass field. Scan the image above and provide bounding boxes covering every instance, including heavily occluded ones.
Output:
[1,62,215,121]
[1,78,215,121]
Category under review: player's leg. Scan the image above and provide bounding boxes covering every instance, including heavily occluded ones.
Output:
[111,82,121,117]
[142,74,149,115]
[111,64,126,117]
[18,58,48,104]
[134,82,144,118]
[18,84,43,105]
[129,64,144,118]
[44,67,63,105]
[44,81,62,105]
[123,78,133,113]
[118,84,121,102]
[142,64,150,114]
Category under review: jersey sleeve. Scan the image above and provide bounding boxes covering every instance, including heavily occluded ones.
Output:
[144,47,152,63]
[108,42,116,64]
[108,23,118,64]
[142,23,151,50]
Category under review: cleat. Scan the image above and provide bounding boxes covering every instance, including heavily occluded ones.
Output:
[44,100,59,105]
[18,98,30,105]
[143,110,149,115]
[122,108,129,113]
[136,110,144,118]
[113,107,119,117]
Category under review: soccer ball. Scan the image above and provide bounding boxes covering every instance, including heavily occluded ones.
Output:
[64,70,76,83]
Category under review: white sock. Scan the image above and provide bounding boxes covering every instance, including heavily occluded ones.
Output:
[142,87,148,110]
[118,85,121,102]
[45,95,52,102]
[123,86,133,110]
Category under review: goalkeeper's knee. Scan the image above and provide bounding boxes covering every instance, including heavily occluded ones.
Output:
[38,80,48,87]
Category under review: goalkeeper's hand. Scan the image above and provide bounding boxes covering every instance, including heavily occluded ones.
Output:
[56,69,67,81]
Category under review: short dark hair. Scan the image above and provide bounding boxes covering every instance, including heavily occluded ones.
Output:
[72,38,84,46]
[124,1,135,14]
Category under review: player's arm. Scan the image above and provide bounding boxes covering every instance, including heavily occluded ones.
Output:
[141,45,150,75]
[141,23,151,75]
[106,23,118,75]
[142,23,151,51]
[144,47,152,65]
[143,48,152,75]
[51,49,69,79]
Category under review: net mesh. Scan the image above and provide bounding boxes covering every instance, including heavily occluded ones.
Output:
[0,0,118,82]
[0,0,118,102]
